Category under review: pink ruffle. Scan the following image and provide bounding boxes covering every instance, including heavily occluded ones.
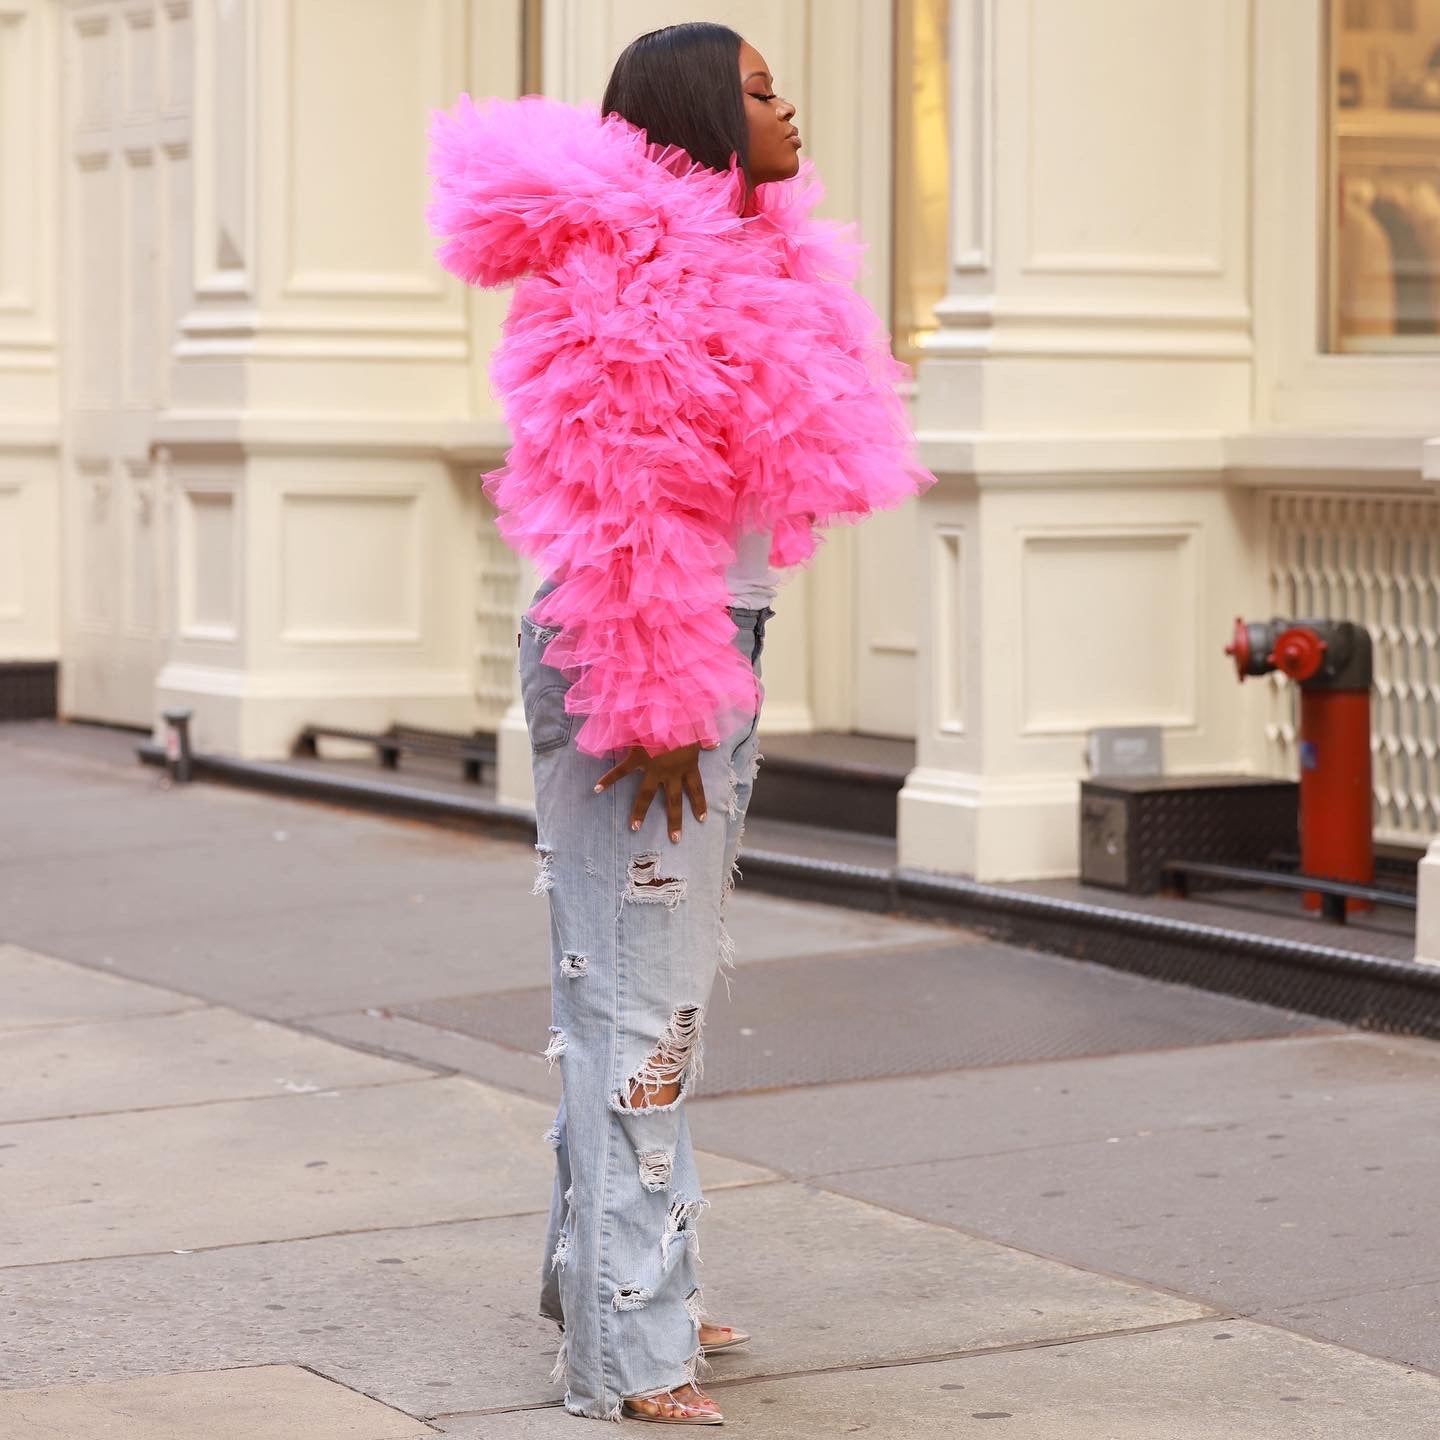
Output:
[427,95,936,756]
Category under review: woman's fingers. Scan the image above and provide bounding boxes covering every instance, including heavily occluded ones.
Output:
[598,744,708,838]
[594,749,640,794]
[629,773,659,831]
[683,768,707,824]
[664,775,685,842]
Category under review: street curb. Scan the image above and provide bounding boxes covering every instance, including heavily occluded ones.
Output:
[137,743,1440,1040]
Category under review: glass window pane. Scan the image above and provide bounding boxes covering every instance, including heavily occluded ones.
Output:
[1329,0,1440,352]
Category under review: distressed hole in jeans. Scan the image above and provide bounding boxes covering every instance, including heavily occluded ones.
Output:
[612,1284,654,1312]
[543,1026,567,1069]
[560,950,589,978]
[624,851,687,909]
[550,1228,571,1271]
[617,1005,703,1111]
[531,845,555,896]
[662,1196,709,1265]
[637,1148,674,1192]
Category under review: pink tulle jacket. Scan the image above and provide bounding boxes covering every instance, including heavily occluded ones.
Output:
[426,94,935,758]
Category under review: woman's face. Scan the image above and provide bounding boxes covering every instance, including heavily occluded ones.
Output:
[738,40,800,183]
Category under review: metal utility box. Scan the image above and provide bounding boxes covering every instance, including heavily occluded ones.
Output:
[1079,774,1299,894]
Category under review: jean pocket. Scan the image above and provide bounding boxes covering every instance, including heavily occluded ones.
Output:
[519,617,574,753]
[525,682,575,754]
[729,709,761,763]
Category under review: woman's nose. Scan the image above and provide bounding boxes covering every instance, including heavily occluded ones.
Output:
[778,97,797,122]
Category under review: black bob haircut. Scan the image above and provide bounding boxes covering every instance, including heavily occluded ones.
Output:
[601,22,751,188]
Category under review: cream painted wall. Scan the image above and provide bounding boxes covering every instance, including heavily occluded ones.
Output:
[0,1,60,668]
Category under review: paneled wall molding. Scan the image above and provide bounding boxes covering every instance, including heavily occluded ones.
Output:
[946,0,993,276]
[0,420,61,449]
[148,0,523,757]
[918,430,1435,487]
[149,413,508,461]
[924,297,1253,362]
[173,0,472,416]
[923,0,1252,437]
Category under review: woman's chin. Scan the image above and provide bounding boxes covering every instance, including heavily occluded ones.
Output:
[755,155,801,185]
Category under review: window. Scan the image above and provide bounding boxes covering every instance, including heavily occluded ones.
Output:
[1329,0,1440,351]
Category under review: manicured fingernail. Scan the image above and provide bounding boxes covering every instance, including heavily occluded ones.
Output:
[670,831,680,842]
[631,820,640,831]
[593,784,602,793]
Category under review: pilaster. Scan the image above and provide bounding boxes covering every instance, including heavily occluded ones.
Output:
[153,0,514,757]
[0,1,60,670]
[900,0,1258,880]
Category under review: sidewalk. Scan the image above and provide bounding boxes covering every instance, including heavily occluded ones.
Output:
[2,719,1439,1437]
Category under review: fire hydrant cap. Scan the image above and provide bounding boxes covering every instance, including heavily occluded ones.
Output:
[1269,626,1328,683]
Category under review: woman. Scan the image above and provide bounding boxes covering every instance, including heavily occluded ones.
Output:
[428,22,931,1425]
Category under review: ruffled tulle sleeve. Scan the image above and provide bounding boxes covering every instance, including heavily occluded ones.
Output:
[484,279,760,757]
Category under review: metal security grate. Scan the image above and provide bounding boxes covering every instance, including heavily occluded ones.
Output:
[1266,491,1440,844]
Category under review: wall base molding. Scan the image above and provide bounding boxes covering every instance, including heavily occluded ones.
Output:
[154,663,478,760]
[897,766,1081,882]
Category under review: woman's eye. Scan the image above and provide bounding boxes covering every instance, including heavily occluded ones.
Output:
[748,92,776,103]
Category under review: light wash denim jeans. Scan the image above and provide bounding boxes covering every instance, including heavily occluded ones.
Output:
[517,580,772,1421]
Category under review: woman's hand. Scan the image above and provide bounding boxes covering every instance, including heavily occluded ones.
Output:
[594,743,712,842]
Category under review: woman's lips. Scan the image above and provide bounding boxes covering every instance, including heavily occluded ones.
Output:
[787,133,802,149]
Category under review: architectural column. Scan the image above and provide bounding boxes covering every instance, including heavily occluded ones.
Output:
[152,0,519,758]
[899,0,1259,880]
[0,1,60,704]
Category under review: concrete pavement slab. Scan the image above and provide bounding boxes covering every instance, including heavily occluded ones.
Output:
[433,1320,1440,1438]
[812,1081,1440,1314]
[686,1033,1423,1178]
[0,942,206,1031]
[397,942,1327,1098]
[719,890,946,961]
[0,761,350,863]
[0,1211,560,1414]
[0,1074,773,1266]
[0,1179,1207,1418]
[0,1004,433,1123]
[0,1364,434,1440]
[3,732,955,1021]
[301,1010,563,1107]
[1262,1279,1440,1378]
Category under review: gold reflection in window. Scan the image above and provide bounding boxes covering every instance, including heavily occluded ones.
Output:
[1330,0,1440,350]
[893,0,950,363]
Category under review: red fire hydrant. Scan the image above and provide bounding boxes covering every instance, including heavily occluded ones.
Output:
[1226,617,1374,913]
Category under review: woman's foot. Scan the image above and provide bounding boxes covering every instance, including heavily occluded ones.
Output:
[699,1322,750,1353]
[621,1383,723,1423]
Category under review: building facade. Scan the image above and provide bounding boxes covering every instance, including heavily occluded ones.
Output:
[3,0,1439,904]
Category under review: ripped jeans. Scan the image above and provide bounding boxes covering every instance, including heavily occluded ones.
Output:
[518,582,772,1421]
